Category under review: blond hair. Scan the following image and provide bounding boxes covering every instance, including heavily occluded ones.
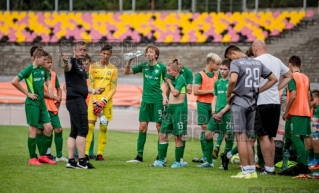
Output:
[167,59,181,71]
[206,53,222,65]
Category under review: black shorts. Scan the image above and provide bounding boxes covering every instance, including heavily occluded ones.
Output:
[66,98,88,138]
[254,104,281,137]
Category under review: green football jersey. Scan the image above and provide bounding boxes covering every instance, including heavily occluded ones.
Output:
[132,62,166,103]
[180,66,193,85]
[171,75,186,94]
[17,64,48,106]
[213,78,229,113]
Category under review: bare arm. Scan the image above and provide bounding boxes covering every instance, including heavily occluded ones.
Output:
[259,73,278,93]
[226,73,238,98]
[162,83,169,105]
[193,84,213,95]
[60,53,72,72]
[211,96,217,114]
[283,90,296,121]
[11,76,37,100]
[278,71,292,90]
[124,59,134,75]
[187,84,193,94]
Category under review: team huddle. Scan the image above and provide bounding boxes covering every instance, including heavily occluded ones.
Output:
[11,40,319,177]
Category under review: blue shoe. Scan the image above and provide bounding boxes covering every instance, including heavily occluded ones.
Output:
[308,158,314,163]
[171,161,187,168]
[308,159,319,166]
[197,162,214,168]
[153,160,165,167]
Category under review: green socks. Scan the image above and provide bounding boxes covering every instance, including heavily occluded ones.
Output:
[89,133,94,155]
[224,137,233,154]
[40,134,52,156]
[137,132,147,158]
[205,138,214,164]
[181,140,186,159]
[216,133,223,147]
[36,133,43,155]
[175,146,183,162]
[230,146,238,155]
[54,132,63,158]
[291,136,307,165]
[158,143,168,161]
[28,137,37,159]
[200,132,206,158]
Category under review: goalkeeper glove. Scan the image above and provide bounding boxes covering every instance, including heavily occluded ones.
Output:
[99,113,108,126]
[93,98,108,115]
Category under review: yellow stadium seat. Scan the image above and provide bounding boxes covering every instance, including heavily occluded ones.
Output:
[221,34,231,43]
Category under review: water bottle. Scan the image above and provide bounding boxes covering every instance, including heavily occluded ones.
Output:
[123,50,144,60]
[312,116,319,127]
[99,113,108,126]
[281,96,287,114]
[282,150,290,170]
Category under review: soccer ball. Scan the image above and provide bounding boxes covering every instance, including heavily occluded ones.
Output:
[229,154,258,164]
[230,154,240,164]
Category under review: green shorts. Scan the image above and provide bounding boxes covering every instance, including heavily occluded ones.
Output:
[25,103,50,127]
[207,111,232,134]
[139,102,164,123]
[284,116,311,138]
[38,111,61,130]
[197,101,212,125]
[160,103,187,136]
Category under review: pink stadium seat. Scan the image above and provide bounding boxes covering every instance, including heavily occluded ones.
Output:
[160,13,169,20]
[82,12,92,24]
[50,35,58,42]
[273,11,281,18]
[270,29,280,36]
[306,10,314,18]
[16,15,29,25]
[213,34,222,42]
[41,33,50,42]
[53,23,61,33]
[192,12,200,20]
[90,29,102,40]
[204,16,212,24]
[113,12,122,23]
[231,34,239,42]
[246,33,255,42]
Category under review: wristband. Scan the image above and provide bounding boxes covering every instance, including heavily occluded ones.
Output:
[92,89,95,95]
[101,98,108,104]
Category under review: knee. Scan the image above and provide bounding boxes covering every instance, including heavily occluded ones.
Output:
[55,128,63,133]
[156,123,161,131]
[36,129,43,135]
[139,123,148,132]
[100,125,107,133]
[205,132,213,139]
[29,127,37,137]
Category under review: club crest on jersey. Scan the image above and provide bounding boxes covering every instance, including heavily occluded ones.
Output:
[41,71,44,75]
[107,71,111,75]
[155,69,159,74]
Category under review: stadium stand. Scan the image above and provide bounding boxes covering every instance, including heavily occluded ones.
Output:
[0,10,312,43]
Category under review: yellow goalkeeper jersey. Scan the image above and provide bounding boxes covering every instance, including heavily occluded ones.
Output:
[89,61,118,102]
